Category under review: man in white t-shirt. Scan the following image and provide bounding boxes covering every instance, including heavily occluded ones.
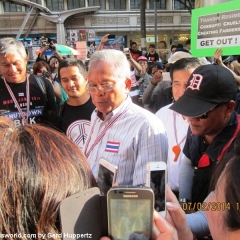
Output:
[155,57,202,197]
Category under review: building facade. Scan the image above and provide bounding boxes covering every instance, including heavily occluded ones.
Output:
[0,0,193,50]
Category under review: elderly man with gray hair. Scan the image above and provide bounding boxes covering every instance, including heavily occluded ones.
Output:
[83,49,168,186]
[0,37,56,126]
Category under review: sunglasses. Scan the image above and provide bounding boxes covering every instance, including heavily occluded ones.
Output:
[197,103,226,119]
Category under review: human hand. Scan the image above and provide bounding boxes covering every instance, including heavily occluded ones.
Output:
[151,70,163,86]
[51,43,57,52]
[153,211,178,240]
[39,45,49,53]
[213,48,223,64]
[100,34,110,45]
[100,211,178,240]
[127,50,132,60]
[165,186,192,240]
[100,186,191,240]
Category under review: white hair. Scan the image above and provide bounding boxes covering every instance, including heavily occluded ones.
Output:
[89,49,130,79]
[0,37,27,59]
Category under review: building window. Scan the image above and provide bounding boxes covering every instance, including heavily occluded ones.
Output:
[149,0,166,10]
[3,3,22,12]
[130,0,140,9]
[25,0,42,12]
[68,0,85,9]
[109,0,126,10]
[30,0,42,4]
[174,0,195,10]
[46,0,64,11]
[88,0,106,10]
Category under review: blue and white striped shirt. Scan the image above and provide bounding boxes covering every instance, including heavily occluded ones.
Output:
[83,96,168,186]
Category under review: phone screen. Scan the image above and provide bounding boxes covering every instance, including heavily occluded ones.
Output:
[109,198,152,239]
[97,164,114,196]
[150,170,166,212]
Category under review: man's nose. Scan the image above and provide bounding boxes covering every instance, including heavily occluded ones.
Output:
[95,87,105,96]
[9,64,17,72]
[69,80,75,87]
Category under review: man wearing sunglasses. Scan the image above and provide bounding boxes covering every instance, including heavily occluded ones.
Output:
[168,64,239,237]
[83,49,168,186]
[170,64,238,208]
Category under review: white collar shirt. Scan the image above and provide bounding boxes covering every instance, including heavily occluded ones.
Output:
[156,103,189,191]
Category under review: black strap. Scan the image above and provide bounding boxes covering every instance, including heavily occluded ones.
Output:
[57,101,66,116]
[33,75,48,101]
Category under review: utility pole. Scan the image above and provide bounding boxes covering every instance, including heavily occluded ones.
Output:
[140,0,147,55]
[154,0,159,48]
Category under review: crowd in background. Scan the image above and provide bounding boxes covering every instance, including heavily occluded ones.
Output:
[0,36,240,240]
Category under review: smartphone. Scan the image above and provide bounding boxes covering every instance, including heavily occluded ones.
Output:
[108,34,116,39]
[124,48,130,59]
[107,187,154,240]
[162,72,171,81]
[97,158,118,196]
[146,162,166,217]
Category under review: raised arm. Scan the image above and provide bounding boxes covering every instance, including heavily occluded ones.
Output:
[97,34,109,51]
[51,43,63,61]
[214,48,240,85]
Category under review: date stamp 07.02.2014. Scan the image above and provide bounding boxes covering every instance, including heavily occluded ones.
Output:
[181,202,238,211]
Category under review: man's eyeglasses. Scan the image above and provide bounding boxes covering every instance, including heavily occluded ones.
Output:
[85,82,118,93]
[197,103,226,119]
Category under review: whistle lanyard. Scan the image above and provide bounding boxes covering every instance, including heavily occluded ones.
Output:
[198,115,240,168]
[172,111,187,162]
[173,111,187,146]
[3,74,30,124]
[217,115,240,161]
[84,106,130,158]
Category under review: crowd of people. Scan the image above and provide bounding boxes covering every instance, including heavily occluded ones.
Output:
[0,36,240,240]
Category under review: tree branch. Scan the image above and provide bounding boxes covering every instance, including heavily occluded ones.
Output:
[176,0,193,14]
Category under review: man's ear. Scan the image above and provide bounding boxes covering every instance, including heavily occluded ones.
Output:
[226,100,235,114]
[125,78,132,90]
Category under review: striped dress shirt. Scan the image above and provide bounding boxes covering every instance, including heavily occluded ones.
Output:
[83,96,168,186]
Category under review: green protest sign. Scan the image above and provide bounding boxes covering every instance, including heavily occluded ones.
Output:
[191,1,240,57]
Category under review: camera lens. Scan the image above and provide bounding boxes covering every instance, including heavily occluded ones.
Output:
[42,71,50,78]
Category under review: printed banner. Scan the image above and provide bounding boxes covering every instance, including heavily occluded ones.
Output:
[191,2,240,57]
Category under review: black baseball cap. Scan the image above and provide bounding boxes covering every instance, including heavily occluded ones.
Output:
[153,62,164,70]
[170,64,238,117]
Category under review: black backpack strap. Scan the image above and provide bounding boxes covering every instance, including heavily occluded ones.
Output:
[33,75,48,101]
[57,101,66,116]
[54,101,67,128]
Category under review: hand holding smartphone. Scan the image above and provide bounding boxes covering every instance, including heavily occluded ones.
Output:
[124,48,130,59]
[146,162,167,217]
[108,35,116,39]
[107,187,154,240]
[97,158,118,196]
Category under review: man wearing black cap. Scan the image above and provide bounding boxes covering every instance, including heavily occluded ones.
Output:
[170,64,239,207]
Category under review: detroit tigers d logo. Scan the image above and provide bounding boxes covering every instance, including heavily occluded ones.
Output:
[186,74,203,91]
